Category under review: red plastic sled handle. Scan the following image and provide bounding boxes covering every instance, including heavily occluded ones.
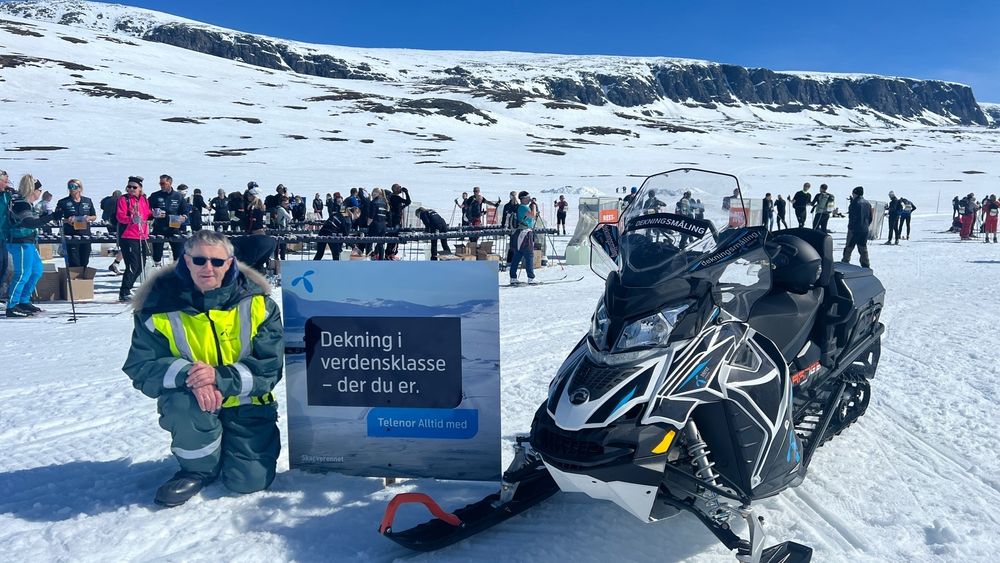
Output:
[379,492,463,535]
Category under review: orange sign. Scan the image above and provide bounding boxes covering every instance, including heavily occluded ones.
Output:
[599,209,620,224]
[486,206,498,225]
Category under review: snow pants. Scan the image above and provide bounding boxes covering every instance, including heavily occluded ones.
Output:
[984,215,998,234]
[157,391,280,494]
[510,229,535,281]
[7,243,43,306]
[842,231,870,268]
[960,214,974,239]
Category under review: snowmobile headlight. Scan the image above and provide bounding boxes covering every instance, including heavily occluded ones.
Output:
[589,300,610,348]
[613,304,689,353]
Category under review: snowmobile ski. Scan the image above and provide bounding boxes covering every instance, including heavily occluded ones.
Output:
[380,439,558,551]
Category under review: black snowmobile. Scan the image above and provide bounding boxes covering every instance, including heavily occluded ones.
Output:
[380,169,885,563]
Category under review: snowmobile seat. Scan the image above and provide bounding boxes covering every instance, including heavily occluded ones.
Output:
[749,287,823,362]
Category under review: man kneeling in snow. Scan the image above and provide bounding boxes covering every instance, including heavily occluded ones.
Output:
[123,230,283,507]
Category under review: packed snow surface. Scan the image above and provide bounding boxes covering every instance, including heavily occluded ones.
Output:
[1,6,999,563]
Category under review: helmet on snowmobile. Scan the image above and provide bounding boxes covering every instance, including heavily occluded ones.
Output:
[768,235,821,294]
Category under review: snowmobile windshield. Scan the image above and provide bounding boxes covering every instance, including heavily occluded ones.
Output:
[591,168,771,321]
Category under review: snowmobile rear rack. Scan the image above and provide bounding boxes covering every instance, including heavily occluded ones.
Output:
[379,493,462,535]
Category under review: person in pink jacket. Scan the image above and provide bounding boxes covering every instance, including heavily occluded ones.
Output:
[117,176,152,302]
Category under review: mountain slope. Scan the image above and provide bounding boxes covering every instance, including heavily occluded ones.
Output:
[0,0,988,125]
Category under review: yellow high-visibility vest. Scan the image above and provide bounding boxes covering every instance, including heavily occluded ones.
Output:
[149,294,272,407]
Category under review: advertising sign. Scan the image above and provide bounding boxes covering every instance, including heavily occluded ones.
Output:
[282,261,501,480]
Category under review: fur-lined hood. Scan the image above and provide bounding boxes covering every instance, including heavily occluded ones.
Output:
[131,260,272,313]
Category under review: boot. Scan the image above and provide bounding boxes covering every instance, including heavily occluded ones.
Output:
[5,306,30,318]
[109,262,123,275]
[154,471,212,507]
[18,303,42,314]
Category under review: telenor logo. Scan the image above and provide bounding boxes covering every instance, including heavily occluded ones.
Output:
[292,270,315,293]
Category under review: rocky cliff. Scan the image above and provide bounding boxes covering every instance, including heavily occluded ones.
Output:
[0,0,988,125]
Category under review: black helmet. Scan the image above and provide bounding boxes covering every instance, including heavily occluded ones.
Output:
[769,235,821,294]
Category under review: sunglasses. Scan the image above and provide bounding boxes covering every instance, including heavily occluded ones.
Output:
[189,255,230,268]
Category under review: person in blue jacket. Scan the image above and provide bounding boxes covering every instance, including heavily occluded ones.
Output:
[6,174,53,317]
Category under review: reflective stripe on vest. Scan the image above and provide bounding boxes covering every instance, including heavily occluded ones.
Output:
[150,294,269,407]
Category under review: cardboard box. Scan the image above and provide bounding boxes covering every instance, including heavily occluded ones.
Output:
[478,241,493,254]
[38,243,54,260]
[34,271,62,301]
[59,266,97,301]
[478,253,501,262]
[533,250,543,269]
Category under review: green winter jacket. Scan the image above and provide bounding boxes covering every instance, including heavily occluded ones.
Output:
[122,260,283,402]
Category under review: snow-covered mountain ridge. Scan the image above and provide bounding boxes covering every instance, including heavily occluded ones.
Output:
[0,0,989,126]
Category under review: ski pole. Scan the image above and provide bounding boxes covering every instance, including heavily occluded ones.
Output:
[59,227,78,323]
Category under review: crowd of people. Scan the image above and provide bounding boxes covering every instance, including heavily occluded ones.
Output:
[952,193,1000,242]
[0,172,556,313]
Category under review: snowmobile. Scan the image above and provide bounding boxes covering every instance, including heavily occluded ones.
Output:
[380,169,885,563]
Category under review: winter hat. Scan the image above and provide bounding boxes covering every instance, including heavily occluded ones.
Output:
[247,181,258,189]
[852,186,864,196]
[631,187,638,193]
[177,184,188,192]
[128,176,143,187]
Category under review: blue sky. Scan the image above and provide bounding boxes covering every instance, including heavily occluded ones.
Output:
[104,0,1000,102]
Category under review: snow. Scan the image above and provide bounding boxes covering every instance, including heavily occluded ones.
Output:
[1,6,1000,563]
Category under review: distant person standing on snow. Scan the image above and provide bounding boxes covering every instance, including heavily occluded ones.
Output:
[898,196,916,240]
[793,183,811,228]
[952,196,961,220]
[52,179,98,268]
[841,186,872,269]
[313,193,325,220]
[811,184,834,233]
[211,189,230,232]
[554,195,569,235]
[509,191,537,285]
[885,191,903,245]
[981,194,999,243]
[147,174,188,266]
[775,194,788,230]
[5,175,52,318]
[960,193,978,240]
[117,176,152,302]
[762,193,774,230]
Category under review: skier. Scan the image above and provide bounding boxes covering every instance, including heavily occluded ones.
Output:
[5,174,51,317]
[116,176,152,302]
[464,187,499,244]
[554,195,568,235]
[314,206,358,260]
[952,196,961,220]
[792,183,811,228]
[960,193,978,240]
[841,186,872,269]
[52,179,97,268]
[775,194,788,230]
[811,184,834,232]
[416,207,453,260]
[509,191,536,285]
[982,194,999,243]
[885,191,902,245]
[123,230,283,507]
[762,193,774,230]
[147,174,189,266]
[899,196,916,240]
